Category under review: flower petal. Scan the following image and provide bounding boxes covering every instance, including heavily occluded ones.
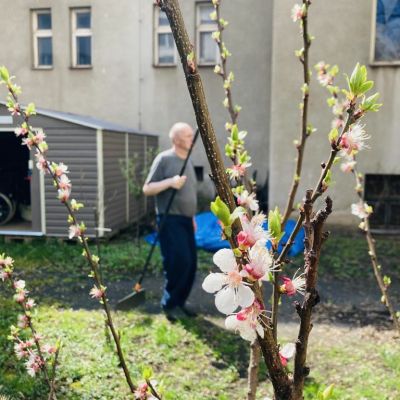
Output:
[240,326,257,342]
[256,322,264,338]
[237,284,255,308]
[202,273,226,293]
[215,286,237,314]
[280,343,296,360]
[213,248,236,273]
[225,315,240,331]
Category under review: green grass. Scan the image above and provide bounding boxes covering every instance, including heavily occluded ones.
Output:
[1,231,399,399]
[0,300,399,399]
[1,230,399,287]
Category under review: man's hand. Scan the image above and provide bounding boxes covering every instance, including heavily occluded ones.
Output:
[170,175,187,190]
[192,217,197,233]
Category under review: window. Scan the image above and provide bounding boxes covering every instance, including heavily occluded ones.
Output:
[371,0,400,65]
[71,8,92,68]
[194,166,204,182]
[32,9,53,68]
[365,174,400,229]
[196,3,218,66]
[154,7,176,66]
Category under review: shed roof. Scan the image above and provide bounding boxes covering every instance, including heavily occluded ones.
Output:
[0,102,158,137]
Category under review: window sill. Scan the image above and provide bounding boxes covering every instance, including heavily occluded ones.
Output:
[70,65,93,70]
[369,60,400,67]
[152,63,177,68]
[198,63,216,68]
[32,66,54,70]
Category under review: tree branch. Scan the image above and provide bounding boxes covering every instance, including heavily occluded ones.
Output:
[160,1,293,398]
[293,192,332,398]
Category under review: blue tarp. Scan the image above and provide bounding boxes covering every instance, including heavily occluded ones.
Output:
[145,211,305,256]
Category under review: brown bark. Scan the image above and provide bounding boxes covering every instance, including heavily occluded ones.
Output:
[292,192,332,399]
[160,1,293,398]
[247,342,261,400]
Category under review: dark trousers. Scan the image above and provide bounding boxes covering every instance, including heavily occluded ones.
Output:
[157,215,197,310]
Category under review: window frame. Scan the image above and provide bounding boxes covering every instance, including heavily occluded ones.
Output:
[31,8,53,70]
[70,7,92,69]
[370,0,400,66]
[153,6,176,67]
[196,1,218,67]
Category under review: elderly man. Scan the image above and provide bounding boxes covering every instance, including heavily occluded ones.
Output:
[143,122,197,322]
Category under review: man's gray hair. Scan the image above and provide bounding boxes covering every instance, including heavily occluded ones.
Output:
[168,122,193,141]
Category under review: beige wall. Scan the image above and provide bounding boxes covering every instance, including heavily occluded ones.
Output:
[269,0,400,223]
[0,0,273,201]
[139,0,272,197]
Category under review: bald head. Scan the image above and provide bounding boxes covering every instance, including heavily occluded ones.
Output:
[169,122,193,141]
[169,122,194,155]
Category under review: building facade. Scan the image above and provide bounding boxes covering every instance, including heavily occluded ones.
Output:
[0,0,399,228]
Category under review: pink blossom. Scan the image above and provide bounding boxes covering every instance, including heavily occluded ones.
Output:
[18,314,30,329]
[134,382,149,399]
[237,213,270,248]
[90,285,105,300]
[35,152,48,172]
[14,341,32,359]
[351,202,372,219]
[279,343,296,367]
[235,190,259,212]
[51,162,69,177]
[340,160,356,173]
[14,126,28,137]
[243,244,276,281]
[42,343,57,354]
[202,248,255,314]
[25,298,36,310]
[34,130,46,144]
[8,103,21,116]
[227,162,251,179]
[68,224,82,239]
[339,123,370,155]
[14,290,28,303]
[14,280,26,290]
[225,300,268,342]
[57,188,71,203]
[58,174,71,190]
[0,254,14,268]
[0,270,11,281]
[291,4,304,22]
[280,270,306,297]
[317,73,332,87]
[332,118,345,129]
[25,354,43,377]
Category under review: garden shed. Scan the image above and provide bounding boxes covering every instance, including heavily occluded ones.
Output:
[0,103,158,238]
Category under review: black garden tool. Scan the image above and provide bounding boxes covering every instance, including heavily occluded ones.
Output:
[115,128,199,310]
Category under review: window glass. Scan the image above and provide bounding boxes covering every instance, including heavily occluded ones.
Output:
[199,4,214,24]
[77,36,92,65]
[200,32,216,63]
[158,33,175,64]
[37,12,52,30]
[375,0,400,61]
[76,11,91,29]
[38,37,53,66]
[158,10,169,26]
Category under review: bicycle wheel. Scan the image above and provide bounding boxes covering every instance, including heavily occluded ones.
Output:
[0,192,15,226]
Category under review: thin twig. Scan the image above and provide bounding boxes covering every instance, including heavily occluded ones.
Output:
[273,0,312,341]
[159,1,293,398]
[293,193,332,397]
[351,164,400,333]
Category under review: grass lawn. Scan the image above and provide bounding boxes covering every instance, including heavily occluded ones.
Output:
[0,229,399,399]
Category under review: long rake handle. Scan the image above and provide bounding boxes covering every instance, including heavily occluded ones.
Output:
[136,128,200,287]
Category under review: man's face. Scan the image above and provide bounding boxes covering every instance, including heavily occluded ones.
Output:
[175,128,194,151]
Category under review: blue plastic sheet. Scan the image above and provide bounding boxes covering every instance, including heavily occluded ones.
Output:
[145,212,305,256]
